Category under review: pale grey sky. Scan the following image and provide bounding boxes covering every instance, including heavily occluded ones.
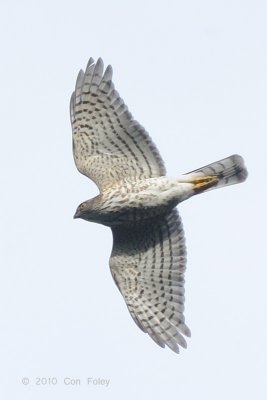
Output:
[0,1,266,399]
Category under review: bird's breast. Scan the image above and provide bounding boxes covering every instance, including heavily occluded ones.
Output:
[91,177,193,226]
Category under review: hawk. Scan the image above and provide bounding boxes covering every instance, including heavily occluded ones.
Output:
[70,57,248,353]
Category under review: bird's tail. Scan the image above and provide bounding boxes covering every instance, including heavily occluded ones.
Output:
[182,154,248,194]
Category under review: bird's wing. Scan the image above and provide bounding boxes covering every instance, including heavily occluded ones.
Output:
[109,210,190,353]
[70,57,166,191]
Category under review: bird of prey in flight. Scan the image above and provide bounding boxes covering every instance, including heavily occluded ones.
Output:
[70,57,247,353]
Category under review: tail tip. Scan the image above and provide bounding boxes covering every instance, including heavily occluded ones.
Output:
[231,154,248,183]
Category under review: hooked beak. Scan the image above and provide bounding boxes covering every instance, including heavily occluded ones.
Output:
[73,210,80,219]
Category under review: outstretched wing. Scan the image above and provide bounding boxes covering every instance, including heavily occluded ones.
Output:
[109,210,190,353]
[70,57,166,191]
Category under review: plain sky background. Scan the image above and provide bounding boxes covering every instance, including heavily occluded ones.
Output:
[0,0,266,399]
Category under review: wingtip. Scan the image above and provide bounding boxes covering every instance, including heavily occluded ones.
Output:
[78,69,84,78]
[75,69,84,91]
[96,57,104,66]
[104,64,113,81]
[87,57,95,67]
[94,57,104,76]
[166,340,180,354]
[179,323,191,337]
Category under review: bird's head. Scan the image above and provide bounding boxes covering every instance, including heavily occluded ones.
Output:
[73,198,97,221]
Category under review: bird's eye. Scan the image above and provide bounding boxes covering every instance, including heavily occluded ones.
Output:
[79,203,86,210]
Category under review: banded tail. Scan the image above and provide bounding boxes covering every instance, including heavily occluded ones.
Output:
[184,154,248,194]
